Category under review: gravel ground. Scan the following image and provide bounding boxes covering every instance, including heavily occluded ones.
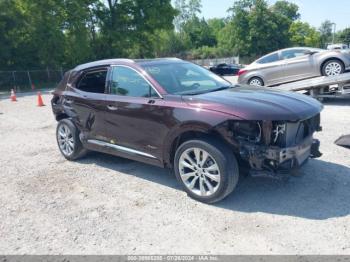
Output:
[0,92,349,255]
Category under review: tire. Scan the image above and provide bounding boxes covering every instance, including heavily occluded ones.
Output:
[174,138,239,204]
[248,77,264,86]
[321,59,344,76]
[56,119,87,161]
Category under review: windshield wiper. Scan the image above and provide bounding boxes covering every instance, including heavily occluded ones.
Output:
[206,85,233,93]
[179,85,234,96]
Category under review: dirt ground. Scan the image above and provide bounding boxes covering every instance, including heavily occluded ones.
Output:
[0,92,349,255]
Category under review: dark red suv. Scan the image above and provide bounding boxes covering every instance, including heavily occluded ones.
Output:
[52,58,323,203]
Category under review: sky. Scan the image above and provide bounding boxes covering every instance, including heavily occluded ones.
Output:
[200,0,350,31]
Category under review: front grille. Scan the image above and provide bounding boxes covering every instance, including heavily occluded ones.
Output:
[272,114,320,147]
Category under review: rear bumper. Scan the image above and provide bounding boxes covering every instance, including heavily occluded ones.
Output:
[240,136,322,179]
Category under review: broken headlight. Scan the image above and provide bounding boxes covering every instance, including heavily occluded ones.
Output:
[231,121,262,143]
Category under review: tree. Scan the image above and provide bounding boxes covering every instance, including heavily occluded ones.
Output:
[271,0,300,21]
[319,20,334,48]
[217,22,237,56]
[153,30,186,57]
[62,0,97,65]
[0,0,30,70]
[338,28,350,46]
[182,17,216,49]
[289,21,321,47]
[224,0,252,57]
[222,0,292,59]
[207,18,226,39]
[173,0,202,32]
[125,0,178,57]
[0,0,340,69]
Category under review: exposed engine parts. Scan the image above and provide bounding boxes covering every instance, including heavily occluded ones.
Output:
[230,121,262,143]
[273,124,286,143]
[226,114,322,179]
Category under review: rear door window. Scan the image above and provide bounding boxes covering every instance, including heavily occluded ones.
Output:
[256,53,280,64]
[76,70,107,94]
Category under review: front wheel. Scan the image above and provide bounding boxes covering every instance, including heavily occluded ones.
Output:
[322,60,344,76]
[174,138,239,203]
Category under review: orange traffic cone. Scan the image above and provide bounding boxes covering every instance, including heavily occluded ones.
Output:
[10,89,17,102]
[37,91,45,107]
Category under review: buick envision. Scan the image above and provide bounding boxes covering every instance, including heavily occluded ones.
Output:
[52,58,323,203]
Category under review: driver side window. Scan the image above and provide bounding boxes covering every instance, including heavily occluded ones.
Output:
[110,66,158,97]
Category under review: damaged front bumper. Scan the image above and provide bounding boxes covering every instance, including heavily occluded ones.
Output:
[239,136,322,179]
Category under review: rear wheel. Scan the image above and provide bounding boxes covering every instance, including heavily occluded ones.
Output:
[56,119,87,160]
[174,138,239,203]
[248,77,264,86]
[322,59,344,76]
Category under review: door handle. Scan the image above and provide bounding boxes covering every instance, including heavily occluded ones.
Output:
[107,105,118,111]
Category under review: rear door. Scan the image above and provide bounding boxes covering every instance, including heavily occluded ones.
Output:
[281,49,315,83]
[255,52,285,85]
[63,68,108,140]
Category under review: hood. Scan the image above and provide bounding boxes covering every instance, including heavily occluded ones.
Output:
[182,86,323,121]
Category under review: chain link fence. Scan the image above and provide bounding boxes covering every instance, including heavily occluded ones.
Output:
[0,69,64,93]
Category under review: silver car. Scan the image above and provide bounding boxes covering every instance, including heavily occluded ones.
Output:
[238,47,350,86]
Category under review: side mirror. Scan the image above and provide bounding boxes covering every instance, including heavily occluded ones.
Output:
[305,50,318,56]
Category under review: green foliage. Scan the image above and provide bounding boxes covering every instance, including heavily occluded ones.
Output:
[319,20,334,48]
[174,0,202,32]
[0,0,338,70]
[181,17,216,49]
[0,0,177,70]
[337,28,350,45]
[207,18,226,39]
[289,21,321,47]
[219,0,294,59]
[272,0,300,21]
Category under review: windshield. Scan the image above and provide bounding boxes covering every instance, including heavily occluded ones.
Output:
[141,62,231,95]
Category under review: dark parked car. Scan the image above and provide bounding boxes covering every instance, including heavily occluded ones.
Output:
[52,58,323,203]
[209,63,241,76]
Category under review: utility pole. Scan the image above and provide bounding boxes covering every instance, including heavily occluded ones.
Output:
[332,23,337,44]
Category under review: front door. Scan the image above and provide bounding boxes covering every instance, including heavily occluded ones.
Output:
[102,65,173,160]
[281,49,314,83]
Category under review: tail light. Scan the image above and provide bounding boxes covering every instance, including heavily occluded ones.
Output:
[238,69,247,76]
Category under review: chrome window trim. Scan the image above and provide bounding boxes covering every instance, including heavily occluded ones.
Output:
[110,65,163,99]
[87,139,157,159]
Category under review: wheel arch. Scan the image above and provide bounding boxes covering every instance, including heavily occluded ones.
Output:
[56,113,69,121]
[320,57,345,75]
[163,122,235,168]
[248,76,265,86]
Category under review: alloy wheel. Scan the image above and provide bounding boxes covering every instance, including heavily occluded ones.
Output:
[178,147,221,197]
[249,78,263,86]
[325,62,342,76]
[57,124,74,156]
